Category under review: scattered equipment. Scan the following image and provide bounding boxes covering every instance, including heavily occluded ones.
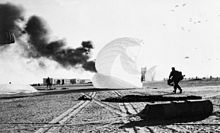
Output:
[78,95,92,101]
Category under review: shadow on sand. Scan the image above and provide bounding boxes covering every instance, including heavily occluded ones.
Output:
[102,94,202,103]
[121,115,210,127]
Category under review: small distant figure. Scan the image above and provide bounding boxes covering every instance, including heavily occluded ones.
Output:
[141,67,146,82]
[168,67,184,93]
[9,82,11,84]
[46,77,52,89]
[141,74,145,82]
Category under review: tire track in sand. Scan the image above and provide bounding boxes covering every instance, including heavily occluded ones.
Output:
[114,91,153,133]
[35,92,96,133]
[80,92,128,116]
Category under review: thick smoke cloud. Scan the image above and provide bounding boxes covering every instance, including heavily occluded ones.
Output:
[0,3,96,72]
[82,61,97,72]
[24,16,63,58]
[0,3,24,45]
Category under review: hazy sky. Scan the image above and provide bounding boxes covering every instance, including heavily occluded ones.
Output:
[1,0,220,84]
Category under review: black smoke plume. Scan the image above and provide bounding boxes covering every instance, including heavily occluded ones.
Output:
[0,3,96,72]
[25,16,96,72]
[82,61,97,72]
[0,3,24,45]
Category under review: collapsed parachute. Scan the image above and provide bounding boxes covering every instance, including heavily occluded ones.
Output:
[0,84,38,94]
[92,37,143,88]
[141,66,157,82]
[145,66,157,81]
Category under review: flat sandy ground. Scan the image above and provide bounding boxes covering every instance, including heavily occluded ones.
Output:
[0,82,220,133]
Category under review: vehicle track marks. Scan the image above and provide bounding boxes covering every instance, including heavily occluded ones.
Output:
[35,92,96,133]
[114,91,152,133]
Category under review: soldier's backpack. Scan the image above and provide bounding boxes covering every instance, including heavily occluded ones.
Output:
[167,70,184,86]
[176,71,184,81]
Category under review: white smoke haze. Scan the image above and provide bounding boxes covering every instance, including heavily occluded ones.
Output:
[0,84,37,94]
[0,2,97,85]
[0,42,43,84]
[0,41,92,84]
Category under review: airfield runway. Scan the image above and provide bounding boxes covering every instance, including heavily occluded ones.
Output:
[0,84,220,133]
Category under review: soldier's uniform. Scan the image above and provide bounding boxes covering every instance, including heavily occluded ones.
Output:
[169,68,183,93]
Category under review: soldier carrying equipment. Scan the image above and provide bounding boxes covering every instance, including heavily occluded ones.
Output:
[168,67,184,93]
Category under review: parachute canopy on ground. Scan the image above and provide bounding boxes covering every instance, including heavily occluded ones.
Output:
[145,66,157,82]
[92,73,140,88]
[92,37,143,88]
[0,84,38,94]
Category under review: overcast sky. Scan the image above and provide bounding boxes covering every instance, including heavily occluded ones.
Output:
[1,0,220,84]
